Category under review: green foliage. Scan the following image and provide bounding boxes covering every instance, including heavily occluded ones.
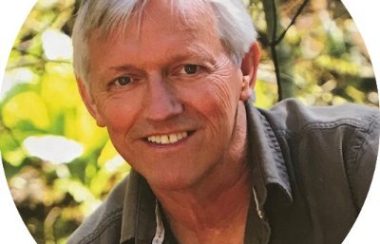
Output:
[250,0,378,107]
[0,0,378,243]
[1,1,129,243]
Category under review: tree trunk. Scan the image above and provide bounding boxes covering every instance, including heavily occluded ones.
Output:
[261,0,295,100]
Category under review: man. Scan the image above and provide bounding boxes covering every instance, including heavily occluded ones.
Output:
[68,0,379,243]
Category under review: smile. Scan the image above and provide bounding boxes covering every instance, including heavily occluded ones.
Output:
[146,132,189,145]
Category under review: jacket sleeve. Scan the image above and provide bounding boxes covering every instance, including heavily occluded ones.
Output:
[346,111,380,211]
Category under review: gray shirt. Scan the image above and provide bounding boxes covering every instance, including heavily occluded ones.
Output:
[68,99,380,244]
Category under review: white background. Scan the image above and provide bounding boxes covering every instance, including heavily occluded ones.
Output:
[0,0,379,243]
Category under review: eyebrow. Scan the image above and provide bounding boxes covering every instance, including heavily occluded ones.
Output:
[169,53,215,66]
[109,64,141,73]
[109,47,216,72]
[166,44,217,66]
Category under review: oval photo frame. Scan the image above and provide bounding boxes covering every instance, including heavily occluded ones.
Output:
[0,0,379,243]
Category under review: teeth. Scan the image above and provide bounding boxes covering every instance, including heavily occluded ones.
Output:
[147,132,188,145]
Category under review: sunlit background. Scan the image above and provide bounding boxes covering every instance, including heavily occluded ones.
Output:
[0,0,378,243]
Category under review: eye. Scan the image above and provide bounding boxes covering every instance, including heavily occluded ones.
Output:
[112,76,133,87]
[182,64,200,75]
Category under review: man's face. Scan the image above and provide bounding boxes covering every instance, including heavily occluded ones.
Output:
[81,1,252,190]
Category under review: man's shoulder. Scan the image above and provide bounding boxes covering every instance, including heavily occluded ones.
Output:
[68,176,130,244]
[258,99,379,211]
[261,98,380,134]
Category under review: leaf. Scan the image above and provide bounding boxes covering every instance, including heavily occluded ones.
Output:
[2,91,50,130]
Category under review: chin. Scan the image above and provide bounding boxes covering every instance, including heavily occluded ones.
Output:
[145,171,200,192]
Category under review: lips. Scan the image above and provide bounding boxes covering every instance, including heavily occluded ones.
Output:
[146,131,189,145]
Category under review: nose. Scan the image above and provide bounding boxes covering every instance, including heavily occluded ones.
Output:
[144,75,183,121]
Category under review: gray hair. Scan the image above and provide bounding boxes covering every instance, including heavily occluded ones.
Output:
[72,0,257,83]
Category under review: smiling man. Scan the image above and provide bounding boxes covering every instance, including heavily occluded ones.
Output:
[68,0,379,244]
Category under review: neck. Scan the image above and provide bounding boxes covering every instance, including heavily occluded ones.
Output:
[152,103,251,244]
[157,169,251,244]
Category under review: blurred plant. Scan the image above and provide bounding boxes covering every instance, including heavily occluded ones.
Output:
[0,0,377,243]
[1,0,129,243]
[251,0,377,107]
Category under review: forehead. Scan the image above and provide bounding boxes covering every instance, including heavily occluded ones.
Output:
[91,0,218,45]
[87,0,224,73]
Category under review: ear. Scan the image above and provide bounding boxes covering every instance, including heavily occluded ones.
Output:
[76,77,106,127]
[239,42,261,101]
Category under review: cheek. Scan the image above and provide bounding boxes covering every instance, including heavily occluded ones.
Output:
[206,64,242,113]
[95,95,141,139]
[213,80,239,114]
[183,73,241,135]
[205,73,241,114]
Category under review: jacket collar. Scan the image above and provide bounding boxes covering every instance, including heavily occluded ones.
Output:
[120,170,157,243]
[120,101,293,243]
[245,100,293,208]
